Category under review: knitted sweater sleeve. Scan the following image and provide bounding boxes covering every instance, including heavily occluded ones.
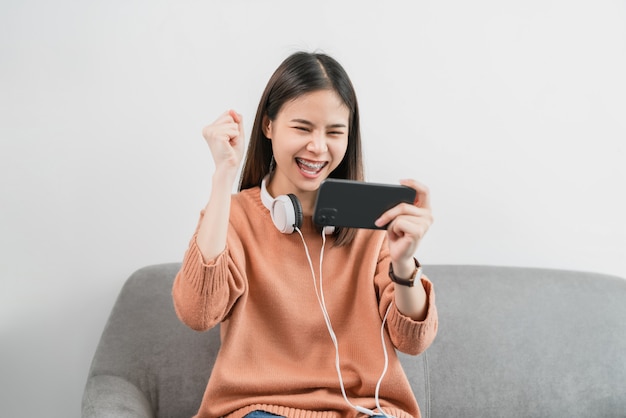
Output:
[172,212,246,331]
[375,242,438,356]
[385,277,438,355]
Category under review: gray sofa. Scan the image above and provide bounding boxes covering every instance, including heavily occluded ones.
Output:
[82,264,626,417]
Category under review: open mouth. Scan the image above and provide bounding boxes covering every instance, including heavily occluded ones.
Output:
[296,158,328,176]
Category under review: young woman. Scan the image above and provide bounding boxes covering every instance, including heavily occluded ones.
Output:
[173,51,438,418]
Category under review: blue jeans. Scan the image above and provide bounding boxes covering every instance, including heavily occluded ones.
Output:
[244,411,388,418]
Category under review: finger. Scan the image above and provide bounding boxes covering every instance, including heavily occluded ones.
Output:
[386,217,423,257]
[375,203,429,228]
[208,110,241,132]
[212,110,235,124]
[203,111,234,139]
[389,215,430,239]
[228,109,241,124]
[203,123,240,143]
[230,110,245,147]
[400,179,431,209]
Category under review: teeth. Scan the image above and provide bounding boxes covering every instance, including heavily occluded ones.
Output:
[297,158,326,170]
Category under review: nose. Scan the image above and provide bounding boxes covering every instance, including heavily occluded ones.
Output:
[306,132,328,154]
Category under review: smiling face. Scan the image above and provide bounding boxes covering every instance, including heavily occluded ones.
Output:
[264,89,350,215]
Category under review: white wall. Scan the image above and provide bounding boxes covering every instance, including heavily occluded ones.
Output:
[1,0,624,416]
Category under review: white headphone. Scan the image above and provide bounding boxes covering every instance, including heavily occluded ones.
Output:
[260,176,334,235]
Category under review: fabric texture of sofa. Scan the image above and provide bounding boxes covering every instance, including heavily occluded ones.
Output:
[82,263,626,417]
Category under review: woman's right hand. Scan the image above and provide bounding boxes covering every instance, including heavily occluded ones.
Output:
[195,110,245,262]
[202,109,246,179]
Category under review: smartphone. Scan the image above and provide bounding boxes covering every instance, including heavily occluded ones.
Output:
[313,179,416,230]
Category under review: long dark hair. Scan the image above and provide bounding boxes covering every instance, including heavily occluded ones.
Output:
[239,51,363,246]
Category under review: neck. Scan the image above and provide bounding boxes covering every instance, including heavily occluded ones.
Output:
[265,174,318,217]
[298,193,317,217]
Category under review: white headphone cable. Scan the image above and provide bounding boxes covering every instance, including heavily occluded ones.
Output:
[375,302,394,418]
[295,227,370,415]
[295,227,398,418]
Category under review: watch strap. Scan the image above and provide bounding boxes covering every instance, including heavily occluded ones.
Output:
[389,258,422,287]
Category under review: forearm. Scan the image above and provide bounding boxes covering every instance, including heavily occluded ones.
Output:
[392,259,428,321]
[196,169,237,262]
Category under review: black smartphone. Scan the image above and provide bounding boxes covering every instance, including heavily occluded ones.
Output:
[313,179,416,230]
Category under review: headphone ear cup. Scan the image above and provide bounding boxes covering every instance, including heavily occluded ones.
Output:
[271,194,302,234]
[287,193,303,231]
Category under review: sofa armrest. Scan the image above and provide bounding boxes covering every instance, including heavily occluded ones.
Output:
[82,375,154,418]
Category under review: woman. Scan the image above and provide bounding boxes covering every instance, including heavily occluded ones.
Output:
[173,51,438,418]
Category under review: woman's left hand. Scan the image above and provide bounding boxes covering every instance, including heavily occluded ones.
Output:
[375,179,434,272]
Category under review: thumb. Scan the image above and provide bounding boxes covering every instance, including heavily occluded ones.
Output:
[228,109,241,123]
[229,109,244,138]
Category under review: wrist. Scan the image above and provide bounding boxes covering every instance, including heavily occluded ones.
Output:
[212,168,238,190]
[389,258,422,287]
[391,258,418,279]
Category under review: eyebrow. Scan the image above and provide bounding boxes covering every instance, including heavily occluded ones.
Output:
[290,119,347,129]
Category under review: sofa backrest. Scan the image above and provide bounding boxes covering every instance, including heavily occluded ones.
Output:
[84,263,626,417]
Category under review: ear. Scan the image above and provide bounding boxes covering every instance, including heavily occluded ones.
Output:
[262,116,272,139]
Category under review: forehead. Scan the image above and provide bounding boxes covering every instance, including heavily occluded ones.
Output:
[277,90,350,122]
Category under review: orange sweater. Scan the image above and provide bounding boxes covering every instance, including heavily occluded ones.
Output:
[173,187,438,418]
